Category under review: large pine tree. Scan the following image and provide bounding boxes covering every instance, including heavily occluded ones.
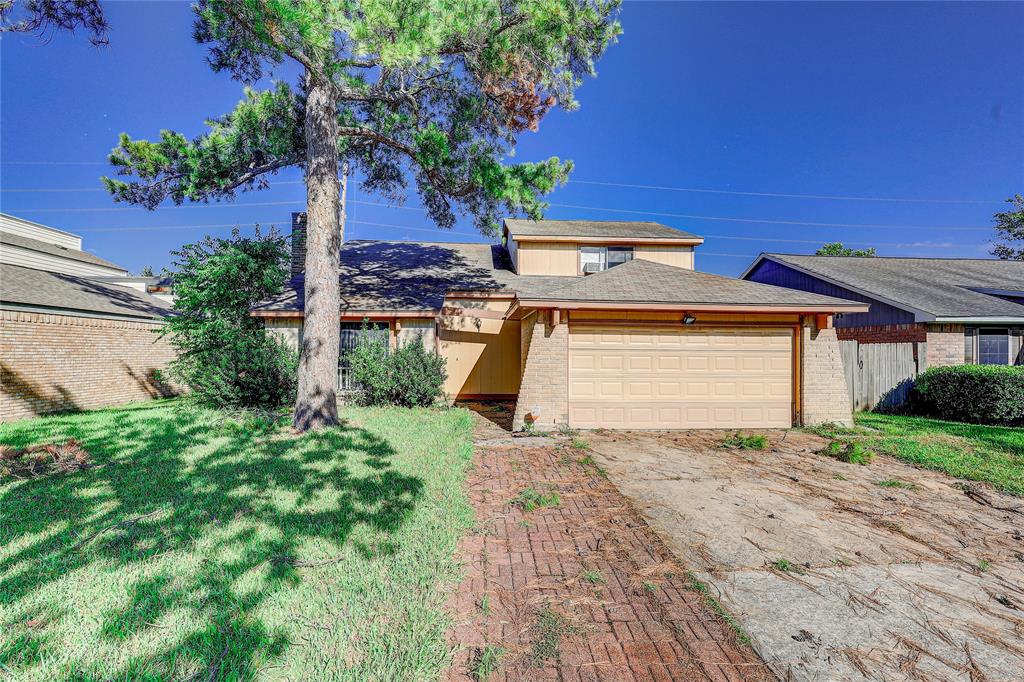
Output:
[101,0,621,431]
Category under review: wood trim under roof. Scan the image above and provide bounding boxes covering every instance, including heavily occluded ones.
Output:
[510,234,704,246]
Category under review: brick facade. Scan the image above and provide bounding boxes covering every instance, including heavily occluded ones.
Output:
[512,311,568,430]
[0,310,179,422]
[925,323,965,368]
[837,323,927,344]
[801,322,854,427]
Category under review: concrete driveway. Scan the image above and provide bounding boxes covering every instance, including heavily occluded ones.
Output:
[586,430,1024,681]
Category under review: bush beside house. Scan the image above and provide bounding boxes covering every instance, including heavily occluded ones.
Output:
[347,329,447,408]
[910,365,1024,426]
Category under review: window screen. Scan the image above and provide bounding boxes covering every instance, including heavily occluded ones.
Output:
[978,329,1009,365]
[607,247,634,268]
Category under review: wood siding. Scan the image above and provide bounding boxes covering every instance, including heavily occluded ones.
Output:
[634,245,694,270]
[515,241,578,275]
[745,259,912,327]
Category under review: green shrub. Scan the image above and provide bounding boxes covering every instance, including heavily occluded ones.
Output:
[347,328,447,407]
[910,365,1024,426]
[174,334,298,410]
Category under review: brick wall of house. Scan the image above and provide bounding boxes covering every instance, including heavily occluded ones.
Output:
[513,311,568,430]
[925,323,965,368]
[836,323,927,344]
[801,322,854,426]
[0,310,178,422]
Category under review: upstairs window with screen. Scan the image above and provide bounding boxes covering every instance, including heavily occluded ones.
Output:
[580,246,633,273]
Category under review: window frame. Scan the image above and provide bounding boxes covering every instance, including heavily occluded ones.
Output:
[578,245,634,274]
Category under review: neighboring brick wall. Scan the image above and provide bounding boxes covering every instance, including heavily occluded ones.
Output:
[836,323,927,344]
[0,310,178,422]
[513,311,568,430]
[925,323,965,368]
[801,323,854,426]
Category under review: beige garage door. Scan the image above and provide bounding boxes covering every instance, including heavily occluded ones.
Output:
[569,325,793,429]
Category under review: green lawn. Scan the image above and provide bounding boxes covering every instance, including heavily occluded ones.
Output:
[849,413,1024,496]
[0,401,475,681]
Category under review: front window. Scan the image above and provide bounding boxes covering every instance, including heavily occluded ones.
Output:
[580,246,633,273]
[978,328,1010,365]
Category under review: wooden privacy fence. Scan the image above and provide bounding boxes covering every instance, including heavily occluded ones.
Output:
[839,340,920,411]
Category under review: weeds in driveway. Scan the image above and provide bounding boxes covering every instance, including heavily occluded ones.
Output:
[978,559,991,572]
[722,433,769,450]
[821,439,875,465]
[684,572,752,646]
[876,479,918,490]
[570,438,590,451]
[469,645,505,681]
[512,486,561,512]
[580,569,604,585]
[771,558,803,573]
[529,608,583,666]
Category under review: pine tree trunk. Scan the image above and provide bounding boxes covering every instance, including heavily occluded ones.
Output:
[293,72,342,431]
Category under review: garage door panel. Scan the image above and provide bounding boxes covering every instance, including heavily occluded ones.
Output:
[569,326,793,429]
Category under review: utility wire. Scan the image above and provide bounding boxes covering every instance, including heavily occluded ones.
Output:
[8,197,991,232]
[3,161,1001,204]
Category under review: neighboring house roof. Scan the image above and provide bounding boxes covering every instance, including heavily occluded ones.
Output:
[253,240,864,315]
[0,231,127,273]
[503,219,702,242]
[521,258,865,309]
[743,254,1024,321]
[0,263,172,320]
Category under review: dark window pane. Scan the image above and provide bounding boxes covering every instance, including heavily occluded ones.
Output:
[607,247,633,268]
[978,329,1009,365]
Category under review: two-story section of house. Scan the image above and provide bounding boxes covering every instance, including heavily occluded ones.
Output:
[256,215,867,430]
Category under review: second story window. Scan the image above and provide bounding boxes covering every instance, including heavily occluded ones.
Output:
[580,246,633,273]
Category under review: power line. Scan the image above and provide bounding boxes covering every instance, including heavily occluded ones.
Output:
[3,162,1002,204]
[568,180,1002,205]
[9,197,991,233]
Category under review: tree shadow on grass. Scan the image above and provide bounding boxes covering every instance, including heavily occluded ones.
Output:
[0,401,425,680]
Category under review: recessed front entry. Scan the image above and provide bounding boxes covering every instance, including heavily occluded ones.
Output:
[568,325,794,429]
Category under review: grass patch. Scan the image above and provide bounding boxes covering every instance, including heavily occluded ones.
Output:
[511,486,561,512]
[978,558,991,572]
[684,572,752,646]
[854,413,1024,496]
[580,569,604,585]
[721,433,769,450]
[876,479,918,490]
[0,400,475,681]
[570,438,590,451]
[771,558,799,573]
[820,439,874,465]
[468,645,504,681]
[528,608,583,666]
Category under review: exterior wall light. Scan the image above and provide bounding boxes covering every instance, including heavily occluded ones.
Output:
[682,314,697,325]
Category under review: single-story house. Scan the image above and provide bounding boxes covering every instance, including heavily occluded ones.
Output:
[0,213,176,422]
[742,254,1024,367]
[256,214,867,429]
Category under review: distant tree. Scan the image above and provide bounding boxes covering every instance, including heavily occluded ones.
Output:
[139,265,155,277]
[163,228,296,409]
[991,194,1024,261]
[0,0,108,45]
[816,242,877,257]
[102,0,621,431]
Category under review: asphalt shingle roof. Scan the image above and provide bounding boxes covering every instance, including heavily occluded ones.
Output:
[533,258,862,307]
[762,255,1024,319]
[0,263,172,320]
[504,219,701,241]
[0,232,127,272]
[254,241,861,313]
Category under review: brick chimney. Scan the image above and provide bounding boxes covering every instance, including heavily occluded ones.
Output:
[290,212,307,278]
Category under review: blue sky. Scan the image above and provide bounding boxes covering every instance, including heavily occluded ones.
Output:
[2,1,1022,276]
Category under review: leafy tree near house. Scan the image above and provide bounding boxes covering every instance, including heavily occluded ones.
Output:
[990,194,1024,261]
[101,0,622,431]
[816,242,877,257]
[139,265,155,277]
[163,227,297,409]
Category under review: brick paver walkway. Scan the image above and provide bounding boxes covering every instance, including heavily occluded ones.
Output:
[446,423,774,681]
